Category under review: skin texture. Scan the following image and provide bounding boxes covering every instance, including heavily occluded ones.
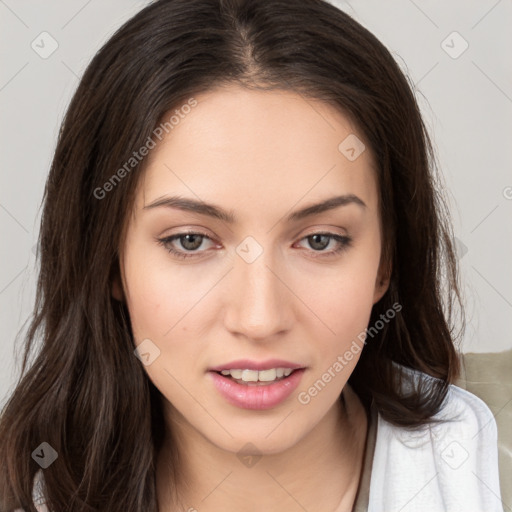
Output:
[114,85,390,511]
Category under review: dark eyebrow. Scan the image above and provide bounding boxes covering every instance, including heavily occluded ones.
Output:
[143,194,366,223]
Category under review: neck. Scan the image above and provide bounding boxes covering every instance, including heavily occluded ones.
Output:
[156,384,368,512]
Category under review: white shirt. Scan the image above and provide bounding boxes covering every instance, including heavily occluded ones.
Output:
[368,365,504,511]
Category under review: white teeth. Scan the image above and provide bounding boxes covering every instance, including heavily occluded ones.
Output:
[230,369,243,379]
[258,369,277,382]
[242,369,259,382]
[218,367,296,382]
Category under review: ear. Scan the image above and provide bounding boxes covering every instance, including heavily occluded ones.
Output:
[373,256,391,304]
[111,265,125,302]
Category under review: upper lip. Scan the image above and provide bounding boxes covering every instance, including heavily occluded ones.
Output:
[209,359,306,372]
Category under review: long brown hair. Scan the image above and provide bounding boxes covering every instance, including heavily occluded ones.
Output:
[0,0,463,510]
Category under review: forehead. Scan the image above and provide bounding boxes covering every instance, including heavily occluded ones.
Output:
[136,85,378,219]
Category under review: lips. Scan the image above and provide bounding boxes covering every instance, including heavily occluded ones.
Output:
[209,368,306,410]
[207,358,307,409]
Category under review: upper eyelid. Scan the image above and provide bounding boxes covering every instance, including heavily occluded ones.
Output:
[162,229,347,241]
[161,230,349,251]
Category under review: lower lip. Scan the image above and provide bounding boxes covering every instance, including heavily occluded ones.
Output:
[209,369,306,410]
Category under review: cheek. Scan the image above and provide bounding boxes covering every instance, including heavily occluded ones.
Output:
[304,281,374,365]
[297,241,381,357]
[122,248,209,393]
[123,263,171,341]
[122,238,210,340]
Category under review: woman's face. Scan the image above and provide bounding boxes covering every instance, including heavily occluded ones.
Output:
[116,84,389,454]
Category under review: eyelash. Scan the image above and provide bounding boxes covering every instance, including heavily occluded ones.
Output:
[156,231,352,260]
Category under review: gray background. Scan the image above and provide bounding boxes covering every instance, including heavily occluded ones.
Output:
[1,0,511,407]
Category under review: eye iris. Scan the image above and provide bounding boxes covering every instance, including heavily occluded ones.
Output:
[181,234,203,251]
[308,234,329,250]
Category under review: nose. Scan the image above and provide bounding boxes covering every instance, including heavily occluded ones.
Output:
[223,246,293,341]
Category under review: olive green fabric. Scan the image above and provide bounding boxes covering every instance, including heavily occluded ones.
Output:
[455,349,512,512]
